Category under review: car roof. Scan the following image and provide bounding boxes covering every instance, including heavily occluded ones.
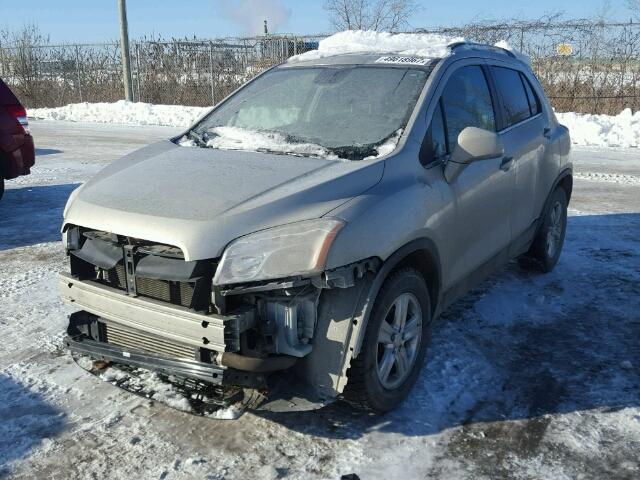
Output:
[283,52,440,68]
[282,42,530,71]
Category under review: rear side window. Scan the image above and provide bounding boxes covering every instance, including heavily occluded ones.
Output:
[441,65,496,152]
[490,66,531,127]
[520,73,541,116]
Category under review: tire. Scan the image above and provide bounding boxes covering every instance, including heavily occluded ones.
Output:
[519,187,568,273]
[343,268,431,412]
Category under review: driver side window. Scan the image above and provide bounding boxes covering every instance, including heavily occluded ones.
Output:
[442,65,496,152]
[423,65,496,165]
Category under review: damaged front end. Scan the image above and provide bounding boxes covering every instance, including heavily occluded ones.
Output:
[61,224,379,414]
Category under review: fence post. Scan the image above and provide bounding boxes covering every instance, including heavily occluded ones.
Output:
[134,42,141,102]
[118,0,134,101]
[75,45,83,102]
[208,41,215,105]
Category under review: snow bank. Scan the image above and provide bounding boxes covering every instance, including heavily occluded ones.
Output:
[29,100,640,150]
[30,100,210,127]
[290,30,464,62]
[556,108,640,148]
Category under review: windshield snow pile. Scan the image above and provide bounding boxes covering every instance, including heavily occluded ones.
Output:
[180,126,404,161]
[204,126,335,158]
[290,30,464,62]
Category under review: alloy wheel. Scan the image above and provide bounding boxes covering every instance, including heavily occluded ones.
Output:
[376,292,423,390]
[546,201,564,258]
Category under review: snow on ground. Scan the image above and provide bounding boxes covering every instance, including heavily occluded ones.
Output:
[30,101,640,150]
[556,108,640,148]
[289,30,463,62]
[0,120,639,479]
[30,100,210,128]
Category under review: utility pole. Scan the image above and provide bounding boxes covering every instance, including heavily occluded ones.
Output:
[118,0,133,101]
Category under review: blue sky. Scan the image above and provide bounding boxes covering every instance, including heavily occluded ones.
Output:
[0,0,633,43]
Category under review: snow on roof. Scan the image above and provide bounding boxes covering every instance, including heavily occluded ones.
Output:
[290,30,465,62]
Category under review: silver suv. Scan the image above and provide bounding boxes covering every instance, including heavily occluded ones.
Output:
[60,42,571,413]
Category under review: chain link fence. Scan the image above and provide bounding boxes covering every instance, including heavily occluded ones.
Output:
[0,35,324,109]
[420,19,640,114]
[2,21,640,114]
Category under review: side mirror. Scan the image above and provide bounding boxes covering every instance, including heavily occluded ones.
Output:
[444,127,504,183]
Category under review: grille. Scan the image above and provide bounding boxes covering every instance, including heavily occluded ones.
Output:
[137,276,194,307]
[104,321,196,360]
[104,264,127,289]
[103,264,198,309]
[73,229,213,311]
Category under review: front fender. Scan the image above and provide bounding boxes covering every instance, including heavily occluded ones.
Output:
[349,238,442,359]
[300,238,441,400]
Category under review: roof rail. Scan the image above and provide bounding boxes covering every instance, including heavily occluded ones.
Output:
[448,41,517,59]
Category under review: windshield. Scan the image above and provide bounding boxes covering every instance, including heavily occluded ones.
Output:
[186,65,430,160]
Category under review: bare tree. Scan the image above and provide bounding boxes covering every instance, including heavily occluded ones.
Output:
[323,0,418,32]
[628,0,640,18]
[0,24,49,104]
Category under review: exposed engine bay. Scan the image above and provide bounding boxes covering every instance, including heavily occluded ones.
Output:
[61,225,379,414]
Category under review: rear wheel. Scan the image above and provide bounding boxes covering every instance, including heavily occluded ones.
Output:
[519,187,568,272]
[343,268,431,412]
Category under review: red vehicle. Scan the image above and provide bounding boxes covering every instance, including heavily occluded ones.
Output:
[0,78,34,200]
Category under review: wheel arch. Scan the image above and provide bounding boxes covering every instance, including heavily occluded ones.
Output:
[352,237,442,359]
[556,168,573,202]
[539,167,573,227]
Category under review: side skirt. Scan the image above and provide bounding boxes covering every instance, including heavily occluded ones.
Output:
[439,222,538,313]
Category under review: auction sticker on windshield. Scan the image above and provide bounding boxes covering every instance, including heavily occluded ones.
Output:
[375,56,431,66]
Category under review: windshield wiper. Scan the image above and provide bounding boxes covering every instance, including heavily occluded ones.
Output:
[327,144,378,161]
[187,129,208,148]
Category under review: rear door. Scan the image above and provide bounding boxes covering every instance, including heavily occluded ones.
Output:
[424,63,515,285]
[487,65,547,248]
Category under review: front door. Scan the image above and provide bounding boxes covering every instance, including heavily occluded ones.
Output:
[430,64,516,284]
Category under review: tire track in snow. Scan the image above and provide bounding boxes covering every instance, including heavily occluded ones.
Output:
[574,172,640,185]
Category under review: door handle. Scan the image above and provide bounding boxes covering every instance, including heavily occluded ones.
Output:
[543,127,552,139]
[500,156,514,171]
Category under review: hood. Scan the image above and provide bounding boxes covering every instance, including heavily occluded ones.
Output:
[64,140,384,260]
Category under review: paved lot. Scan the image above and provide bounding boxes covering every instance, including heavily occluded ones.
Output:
[0,120,638,479]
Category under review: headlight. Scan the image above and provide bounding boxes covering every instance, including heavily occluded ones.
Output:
[213,218,345,285]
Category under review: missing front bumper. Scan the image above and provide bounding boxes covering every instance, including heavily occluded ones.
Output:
[59,272,255,352]
[65,333,266,388]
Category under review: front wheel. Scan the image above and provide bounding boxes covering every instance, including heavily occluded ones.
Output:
[343,268,431,412]
[519,187,568,272]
